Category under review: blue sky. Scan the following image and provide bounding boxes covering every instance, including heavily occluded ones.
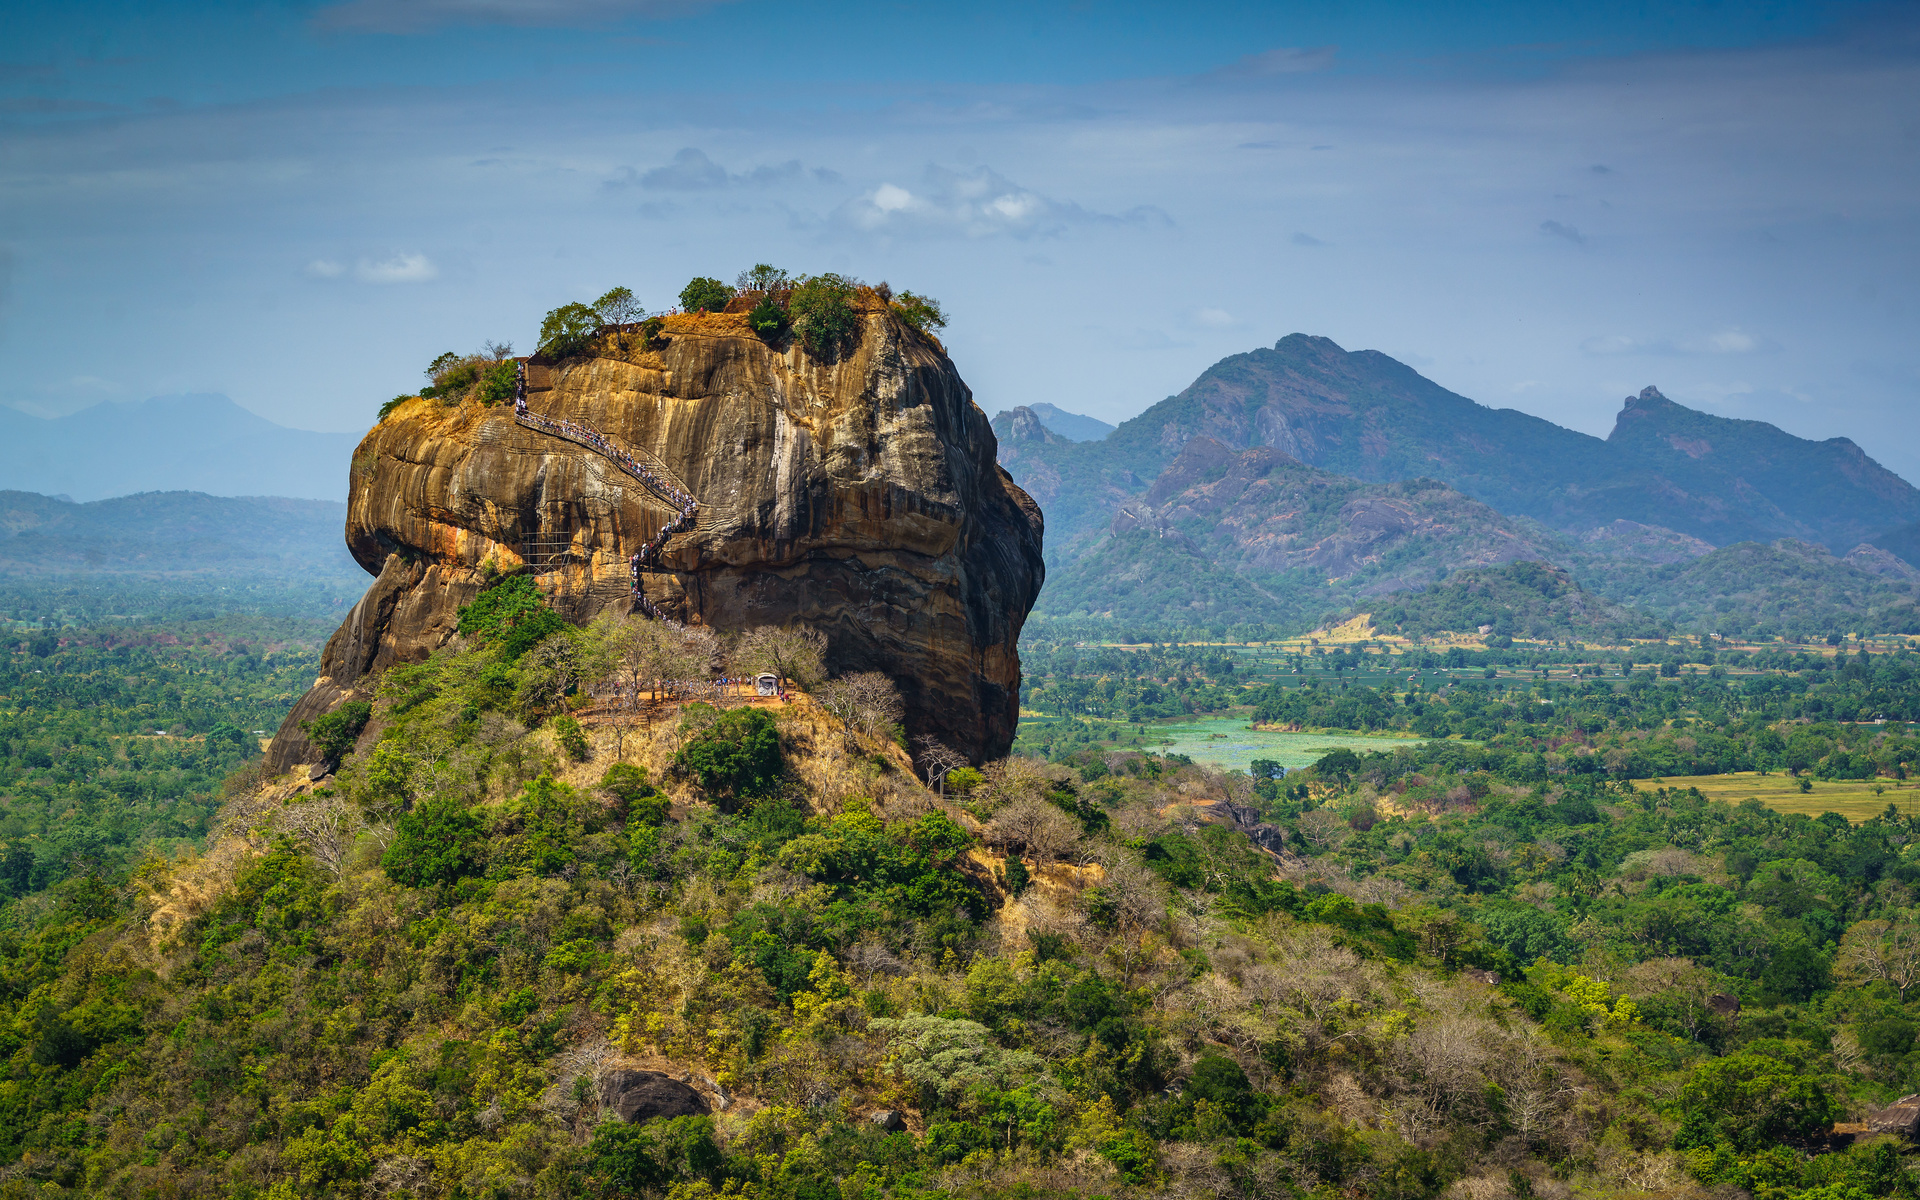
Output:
[4,0,1918,486]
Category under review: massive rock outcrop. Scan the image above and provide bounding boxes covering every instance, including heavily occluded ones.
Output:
[265,297,1044,771]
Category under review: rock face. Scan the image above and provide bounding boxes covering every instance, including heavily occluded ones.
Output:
[598,1070,710,1123]
[264,299,1044,770]
[1868,1093,1920,1137]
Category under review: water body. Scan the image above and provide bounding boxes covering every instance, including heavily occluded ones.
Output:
[1148,716,1437,773]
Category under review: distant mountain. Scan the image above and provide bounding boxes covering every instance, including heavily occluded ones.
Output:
[0,395,361,502]
[1038,437,1569,628]
[995,334,1920,556]
[1877,520,1920,571]
[0,490,362,582]
[1020,403,1114,442]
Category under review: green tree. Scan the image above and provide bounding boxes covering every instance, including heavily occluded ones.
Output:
[735,263,790,293]
[674,706,783,800]
[891,290,947,334]
[678,276,734,313]
[1314,747,1362,784]
[537,301,598,358]
[788,273,861,357]
[593,285,645,325]
[456,575,568,663]
[381,795,488,887]
[1674,1052,1840,1152]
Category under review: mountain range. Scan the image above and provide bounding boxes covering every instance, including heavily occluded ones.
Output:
[996,334,1920,636]
[0,395,361,503]
[0,490,361,581]
[995,334,1920,557]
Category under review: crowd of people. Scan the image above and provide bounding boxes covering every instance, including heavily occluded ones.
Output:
[513,363,700,617]
[594,675,773,711]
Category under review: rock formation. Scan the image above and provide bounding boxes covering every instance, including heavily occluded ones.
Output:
[265,295,1044,770]
[597,1070,710,1123]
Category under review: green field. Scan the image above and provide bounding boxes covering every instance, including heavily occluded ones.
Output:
[1650,771,1919,824]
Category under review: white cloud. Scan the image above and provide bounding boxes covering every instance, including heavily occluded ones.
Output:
[830,165,1169,240]
[308,254,437,284]
[354,253,438,283]
[1703,328,1759,354]
[314,0,737,34]
[1192,307,1236,327]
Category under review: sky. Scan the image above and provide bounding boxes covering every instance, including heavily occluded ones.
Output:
[3,0,1918,484]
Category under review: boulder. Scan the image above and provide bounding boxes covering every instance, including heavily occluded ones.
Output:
[598,1070,710,1124]
[1706,993,1741,1017]
[264,300,1044,768]
[1868,1094,1920,1138]
[869,1110,907,1132]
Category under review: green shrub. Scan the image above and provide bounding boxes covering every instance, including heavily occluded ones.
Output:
[378,395,413,422]
[538,302,599,359]
[746,293,786,337]
[300,699,372,762]
[891,290,947,334]
[674,706,783,800]
[551,714,588,761]
[678,276,734,314]
[382,795,487,887]
[601,762,669,825]
[788,273,861,357]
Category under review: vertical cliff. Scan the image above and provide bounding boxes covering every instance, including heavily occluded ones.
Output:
[265,296,1044,770]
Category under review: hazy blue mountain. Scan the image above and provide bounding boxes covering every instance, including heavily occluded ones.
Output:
[0,395,361,502]
[1876,520,1920,571]
[996,334,1920,556]
[1024,403,1115,442]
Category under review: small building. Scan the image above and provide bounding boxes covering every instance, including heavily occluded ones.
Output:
[756,673,780,697]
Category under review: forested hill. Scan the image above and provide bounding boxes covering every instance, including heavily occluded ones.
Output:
[6,595,1920,1199]
[995,335,1920,555]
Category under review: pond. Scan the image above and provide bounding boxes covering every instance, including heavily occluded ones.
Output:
[1140,716,1437,773]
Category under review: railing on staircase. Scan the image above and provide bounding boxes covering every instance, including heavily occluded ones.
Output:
[512,362,697,618]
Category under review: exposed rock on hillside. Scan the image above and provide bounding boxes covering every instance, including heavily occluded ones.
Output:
[266,299,1043,770]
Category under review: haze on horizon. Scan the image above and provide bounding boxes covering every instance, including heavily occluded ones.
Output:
[2,0,1917,483]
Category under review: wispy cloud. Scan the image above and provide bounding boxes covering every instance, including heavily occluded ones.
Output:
[1580,327,1776,357]
[829,165,1169,240]
[1207,46,1337,79]
[1539,219,1585,245]
[609,147,841,192]
[306,253,439,284]
[314,0,738,34]
[1291,232,1328,246]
